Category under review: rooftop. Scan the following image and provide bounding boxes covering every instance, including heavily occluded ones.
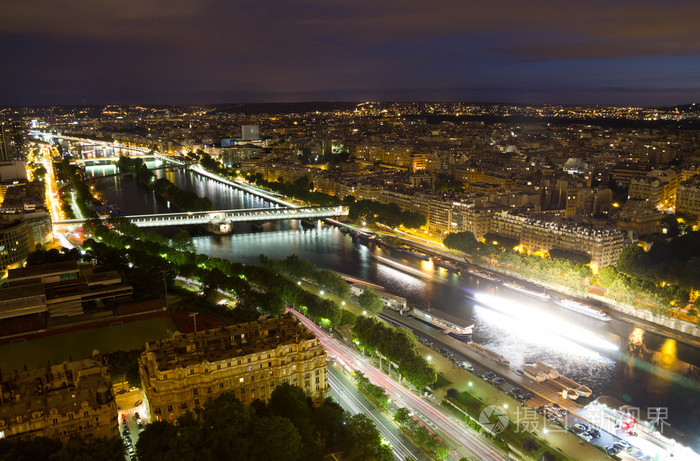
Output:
[143,313,318,371]
[8,260,80,284]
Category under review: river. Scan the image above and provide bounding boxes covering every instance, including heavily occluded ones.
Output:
[87,164,700,447]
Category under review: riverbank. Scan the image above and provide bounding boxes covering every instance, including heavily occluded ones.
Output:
[377,232,700,344]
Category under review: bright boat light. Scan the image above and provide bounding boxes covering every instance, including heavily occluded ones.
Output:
[473,293,619,352]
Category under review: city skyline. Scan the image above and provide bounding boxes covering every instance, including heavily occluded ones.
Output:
[1,0,699,106]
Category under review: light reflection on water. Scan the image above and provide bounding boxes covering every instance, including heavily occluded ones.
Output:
[88,165,700,447]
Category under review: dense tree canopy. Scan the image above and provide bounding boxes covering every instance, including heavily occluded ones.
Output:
[443,231,480,254]
[348,199,426,229]
[83,221,344,326]
[136,385,391,461]
[0,436,123,461]
[357,287,384,314]
[616,234,700,290]
[353,316,436,389]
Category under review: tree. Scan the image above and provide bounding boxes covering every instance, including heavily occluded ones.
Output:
[358,287,384,314]
[394,407,412,427]
[343,414,393,461]
[660,215,680,238]
[313,399,350,449]
[201,267,228,295]
[103,350,142,388]
[0,436,60,461]
[443,231,480,254]
[267,384,318,459]
[171,229,195,252]
[617,245,651,279]
[50,436,125,461]
[522,438,540,452]
[136,420,181,461]
[249,416,302,461]
[598,266,619,288]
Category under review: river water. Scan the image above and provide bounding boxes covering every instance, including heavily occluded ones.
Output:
[87,164,700,446]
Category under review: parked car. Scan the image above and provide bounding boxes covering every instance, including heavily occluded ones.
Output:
[574,423,588,432]
[456,361,473,371]
[614,440,632,451]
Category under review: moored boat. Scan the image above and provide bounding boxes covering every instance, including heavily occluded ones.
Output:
[431,257,460,271]
[411,307,473,338]
[502,282,550,301]
[554,298,611,322]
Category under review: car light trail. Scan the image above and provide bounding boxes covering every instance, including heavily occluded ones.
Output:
[327,371,419,461]
[288,307,507,461]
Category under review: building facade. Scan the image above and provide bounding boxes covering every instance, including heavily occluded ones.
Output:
[627,169,678,210]
[139,314,328,422]
[0,353,117,442]
[0,121,24,162]
[0,220,30,273]
[676,175,700,216]
[492,211,627,268]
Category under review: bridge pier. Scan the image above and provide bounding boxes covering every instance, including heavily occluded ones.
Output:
[207,219,233,235]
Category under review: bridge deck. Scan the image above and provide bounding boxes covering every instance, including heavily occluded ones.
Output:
[53,206,348,227]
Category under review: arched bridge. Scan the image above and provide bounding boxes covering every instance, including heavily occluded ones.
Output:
[53,205,348,228]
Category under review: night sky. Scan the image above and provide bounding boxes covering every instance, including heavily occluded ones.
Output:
[2,0,699,106]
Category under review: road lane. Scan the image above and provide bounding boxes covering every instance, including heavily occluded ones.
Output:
[327,366,431,461]
[288,308,508,461]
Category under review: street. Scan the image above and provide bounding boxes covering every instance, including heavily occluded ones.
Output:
[289,307,508,461]
[328,365,432,461]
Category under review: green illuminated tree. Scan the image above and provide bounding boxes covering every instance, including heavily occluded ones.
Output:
[358,287,383,314]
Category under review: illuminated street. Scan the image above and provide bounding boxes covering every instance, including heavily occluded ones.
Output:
[289,307,509,461]
[327,365,432,461]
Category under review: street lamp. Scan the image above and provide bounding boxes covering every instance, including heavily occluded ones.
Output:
[427,355,432,361]
[160,270,169,309]
[189,312,199,333]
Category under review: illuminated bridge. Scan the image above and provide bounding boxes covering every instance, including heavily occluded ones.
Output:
[30,131,186,166]
[53,206,348,230]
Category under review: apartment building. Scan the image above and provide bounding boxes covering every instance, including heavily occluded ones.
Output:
[676,175,700,216]
[627,169,678,210]
[0,353,117,442]
[139,314,328,422]
[492,211,627,268]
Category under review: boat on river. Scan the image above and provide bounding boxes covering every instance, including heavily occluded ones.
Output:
[411,307,473,338]
[431,257,460,271]
[554,298,611,322]
[393,245,430,260]
[465,267,501,283]
[502,282,550,301]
